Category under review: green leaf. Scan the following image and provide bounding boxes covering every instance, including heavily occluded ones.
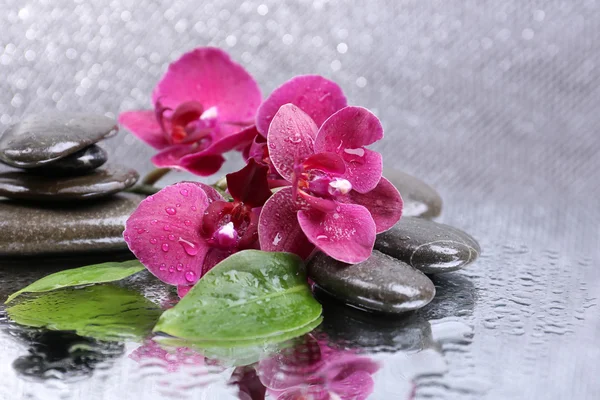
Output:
[7,285,162,342]
[5,260,145,304]
[153,250,322,347]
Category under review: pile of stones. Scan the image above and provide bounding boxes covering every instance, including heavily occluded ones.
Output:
[308,169,481,314]
[0,113,143,256]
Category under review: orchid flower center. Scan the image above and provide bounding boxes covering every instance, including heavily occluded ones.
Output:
[155,100,219,146]
[298,170,352,200]
[202,201,258,251]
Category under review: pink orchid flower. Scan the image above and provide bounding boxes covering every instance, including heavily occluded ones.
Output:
[258,334,379,400]
[119,47,262,176]
[258,103,403,264]
[123,159,272,296]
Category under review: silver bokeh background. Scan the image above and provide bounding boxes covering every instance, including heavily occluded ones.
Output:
[1,1,599,399]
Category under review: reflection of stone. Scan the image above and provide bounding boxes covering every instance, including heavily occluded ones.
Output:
[416,273,477,321]
[314,288,436,352]
[10,330,124,381]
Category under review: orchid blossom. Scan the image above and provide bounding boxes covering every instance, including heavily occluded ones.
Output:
[123,160,271,296]
[258,104,403,264]
[119,47,261,176]
[258,334,379,400]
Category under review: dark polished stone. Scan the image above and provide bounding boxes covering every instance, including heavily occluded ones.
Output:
[307,250,436,313]
[37,144,108,174]
[375,217,480,274]
[0,166,138,201]
[383,169,442,219]
[0,113,117,168]
[0,193,144,256]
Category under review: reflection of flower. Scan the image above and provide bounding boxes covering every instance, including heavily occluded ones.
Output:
[123,160,271,296]
[258,103,403,263]
[119,47,261,175]
[129,339,205,373]
[258,335,380,400]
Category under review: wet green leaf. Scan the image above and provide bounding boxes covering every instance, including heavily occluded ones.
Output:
[5,260,145,303]
[153,250,322,347]
[7,285,162,342]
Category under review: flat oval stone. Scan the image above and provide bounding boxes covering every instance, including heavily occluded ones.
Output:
[307,250,436,313]
[37,145,108,174]
[0,193,144,256]
[375,217,480,274]
[0,166,138,201]
[383,169,442,219]
[0,113,117,168]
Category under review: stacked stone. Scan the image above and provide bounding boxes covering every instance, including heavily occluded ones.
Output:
[0,113,142,256]
[307,169,481,314]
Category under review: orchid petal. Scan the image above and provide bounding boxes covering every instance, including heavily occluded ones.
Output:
[151,144,196,169]
[226,159,272,207]
[328,370,376,400]
[315,106,384,193]
[302,152,346,175]
[124,182,220,286]
[119,110,169,149]
[339,177,402,233]
[298,203,375,264]
[177,153,226,176]
[256,75,347,136]
[267,104,317,182]
[152,48,261,134]
[258,187,315,259]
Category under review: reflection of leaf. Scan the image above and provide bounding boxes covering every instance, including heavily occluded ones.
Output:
[5,260,145,303]
[154,250,322,347]
[7,285,162,342]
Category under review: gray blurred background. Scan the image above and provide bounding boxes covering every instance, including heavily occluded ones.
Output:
[1,1,599,399]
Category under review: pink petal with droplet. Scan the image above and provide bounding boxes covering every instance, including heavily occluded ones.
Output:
[298,203,376,264]
[177,153,227,176]
[267,104,317,182]
[339,177,402,233]
[315,106,384,193]
[124,182,220,286]
[151,48,261,130]
[119,110,169,149]
[256,75,347,136]
[302,152,346,175]
[258,187,315,259]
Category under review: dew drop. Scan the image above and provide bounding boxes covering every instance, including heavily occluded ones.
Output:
[159,263,167,271]
[316,234,328,240]
[150,238,157,244]
[168,266,175,273]
[180,189,189,197]
[176,263,184,271]
[191,206,197,212]
[179,239,199,256]
[184,220,192,226]
[161,243,170,252]
[163,225,171,231]
[165,207,177,215]
[137,228,145,234]
[168,234,176,241]
[185,271,196,283]
[151,219,158,225]
[146,196,154,202]
[176,203,181,207]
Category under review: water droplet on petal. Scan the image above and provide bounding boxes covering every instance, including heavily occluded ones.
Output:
[146,196,154,202]
[168,266,175,273]
[159,263,167,271]
[316,234,328,240]
[180,189,189,197]
[179,239,199,256]
[191,206,197,212]
[163,225,171,231]
[151,219,158,225]
[162,243,170,252]
[168,234,176,241]
[150,238,157,244]
[185,271,196,283]
[176,203,181,207]
[184,220,192,226]
[165,207,177,215]
[137,228,145,234]
[176,263,184,271]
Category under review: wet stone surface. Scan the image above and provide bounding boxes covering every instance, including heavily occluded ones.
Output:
[36,144,108,174]
[307,250,436,313]
[375,217,480,274]
[383,169,443,219]
[0,192,144,256]
[0,165,138,201]
[0,113,117,168]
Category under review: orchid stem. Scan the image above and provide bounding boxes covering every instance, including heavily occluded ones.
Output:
[142,168,171,186]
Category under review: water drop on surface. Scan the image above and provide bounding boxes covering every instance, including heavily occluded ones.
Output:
[151,219,158,225]
[185,271,196,282]
[137,228,145,234]
[316,234,328,240]
[168,234,176,241]
[159,263,166,271]
[165,207,177,215]
[184,219,192,226]
[150,238,157,244]
[168,266,174,273]
[163,225,171,231]
[180,189,189,197]
[176,263,184,271]
[179,239,199,256]
[161,243,169,252]
[191,206,197,212]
